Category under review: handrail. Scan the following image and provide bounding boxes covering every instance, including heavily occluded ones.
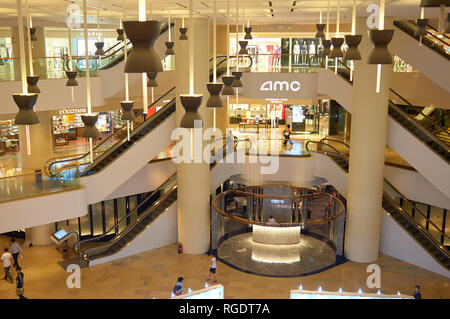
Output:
[319,137,350,149]
[424,22,450,41]
[407,20,450,46]
[307,139,449,256]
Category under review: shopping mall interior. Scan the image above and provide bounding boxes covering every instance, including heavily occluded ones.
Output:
[0,0,449,301]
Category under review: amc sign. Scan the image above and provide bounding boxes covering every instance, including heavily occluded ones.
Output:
[241,72,317,99]
[260,80,301,92]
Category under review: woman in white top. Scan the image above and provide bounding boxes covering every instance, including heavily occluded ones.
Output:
[207,252,217,283]
[1,247,13,283]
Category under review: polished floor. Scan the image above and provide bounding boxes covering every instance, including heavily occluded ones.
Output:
[0,237,448,299]
[217,233,336,277]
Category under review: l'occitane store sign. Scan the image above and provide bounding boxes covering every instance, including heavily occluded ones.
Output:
[59,107,87,115]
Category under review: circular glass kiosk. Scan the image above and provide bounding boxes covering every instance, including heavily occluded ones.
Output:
[212,185,346,277]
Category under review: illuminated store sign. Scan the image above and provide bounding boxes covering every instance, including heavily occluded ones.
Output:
[260,80,301,92]
[59,107,87,115]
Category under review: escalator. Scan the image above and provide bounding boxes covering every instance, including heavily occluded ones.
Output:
[64,23,174,72]
[305,140,450,270]
[73,137,243,264]
[336,62,450,163]
[391,20,450,91]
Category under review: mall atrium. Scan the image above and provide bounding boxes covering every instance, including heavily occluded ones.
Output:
[0,0,448,301]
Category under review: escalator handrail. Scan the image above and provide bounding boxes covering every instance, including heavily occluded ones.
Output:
[305,140,349,166]
[308,140,450,257]
[45,87,175,176]
[407,20,450,46]
[319,137,350,149]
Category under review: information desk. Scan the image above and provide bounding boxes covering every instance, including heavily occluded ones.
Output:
[172,284,224,299]
[253,225,300,245]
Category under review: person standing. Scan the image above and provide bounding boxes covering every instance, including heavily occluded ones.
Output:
[413,285,422,299]
[15,267,26,299]
[1,248,13,283]
[10,239,23,270]
[207,253,217,283]
[283,124,294,147]
[173,277,184,296]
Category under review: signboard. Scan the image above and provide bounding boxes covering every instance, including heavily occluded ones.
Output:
[59,107,87,115]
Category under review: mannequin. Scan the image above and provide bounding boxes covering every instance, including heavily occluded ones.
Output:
[293,40,300,65]
[300,41,307,65]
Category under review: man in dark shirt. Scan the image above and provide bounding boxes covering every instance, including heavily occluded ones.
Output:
[16,267,26,299]
[413,285,422,299]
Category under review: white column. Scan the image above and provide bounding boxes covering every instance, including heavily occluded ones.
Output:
[344,18,393,262]
[175,18,211,254]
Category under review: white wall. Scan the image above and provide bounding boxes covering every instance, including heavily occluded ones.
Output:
[391,25,450,92]
[81,113,176,204]
[0,188,87,234]
[317,68,353,113]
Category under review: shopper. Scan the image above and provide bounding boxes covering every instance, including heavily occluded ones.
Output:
[268,216,276,223]
[226,130,234,154]
[173,277,184,296]
[15,267,26,299]
[283,124,294,147]
[10,239,23,270]
[1,248,13,283]
[207,253,217,283]
[413,285,422,299]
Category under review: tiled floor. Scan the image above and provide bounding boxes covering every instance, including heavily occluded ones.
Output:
[0,237,448,299]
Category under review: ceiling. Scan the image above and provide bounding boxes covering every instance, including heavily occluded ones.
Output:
[0,0,444,28]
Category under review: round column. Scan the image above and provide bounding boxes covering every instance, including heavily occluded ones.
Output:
[344,18,393,262]
[175,18,211,254]
[29,223,54,246]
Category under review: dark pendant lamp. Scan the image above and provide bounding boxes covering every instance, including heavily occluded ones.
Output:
[367,29,394,64]
[321,40,332,57]
[165,41,175,55]
[147,72,158,87]
[65,71,78,86]
[123,21,163,73]
[13,93,39,125]
[179,94,203,128]
[206,82,224,108]
[94,42,105,56]
[315,24,326,39]
[179,27,188,40]
[343,35,362,61]
[221,76,235,95]
[330,38,344,58]
[238,41,248,55]
[26,27,37,41]
[244,27,252,39]
[231,71,243,88]
[120,101,135,121]
[445,13,450,33]
[415,19,429,37]
[26,75,40,93]
[81,114,100,138]
[116,29,124,41]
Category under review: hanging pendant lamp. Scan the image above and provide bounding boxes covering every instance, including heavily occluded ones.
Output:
[179,94,203,128]
[238,41,248,55]
[13,93,39,125]
[420,0,448,7]
[123,21,163,73]
[315,24,326,39]
[244,27,252,39]
[415,19,429,37]
[206,82,224,108]
[116,29,124,41]
[94,42,105,56]
[330,38,344,58]
[343,35,362,60]
[65,71,78,86]
[81,114,100,138]
[367,29,394,64]
[179,27,188,40]
[231,71,243,88]
[165,41,175,55]
[321,40,332,57]
[120,101,135,121]
[221,75,235,95]
[147,72,158,87]
[25,27,37,41]
[26,75,40,93]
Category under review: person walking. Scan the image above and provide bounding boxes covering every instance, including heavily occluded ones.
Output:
[1,248,13,283]
[15,267,26,299]
[173,277,184,296]
[268,216,276,223]
[207,253,217,283]
[283,124,294,148]
[10,239,23,270]
[413,285,422,299]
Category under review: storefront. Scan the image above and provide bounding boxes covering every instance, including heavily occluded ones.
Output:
[0,119,19,155]
[51,108,125,148]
